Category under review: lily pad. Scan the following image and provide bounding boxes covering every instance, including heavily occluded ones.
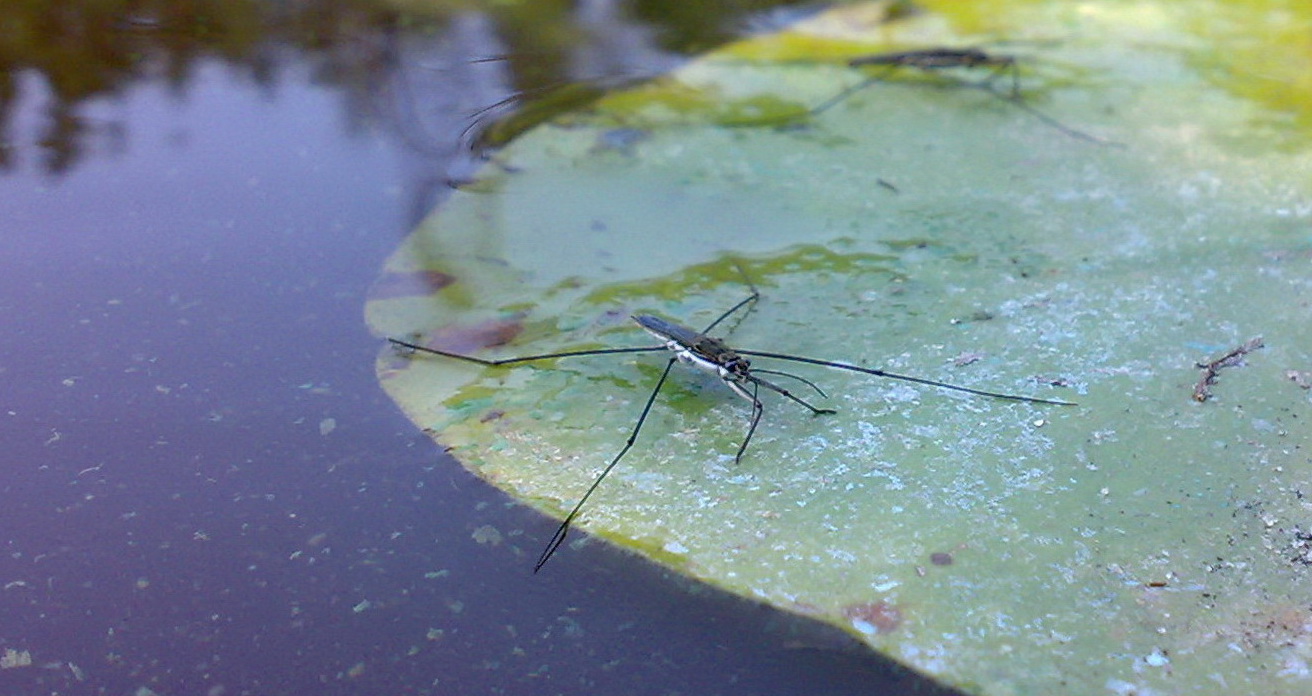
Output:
[367,2,1312,694]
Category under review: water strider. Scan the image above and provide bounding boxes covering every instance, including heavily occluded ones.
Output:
[389,274,1075,572]
[813,46,1117,145]
[850,47,1021,97]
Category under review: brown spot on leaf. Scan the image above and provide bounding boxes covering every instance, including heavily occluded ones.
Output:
[930,552,954,566]
[951,352,984,367]
[417,317,525,355]
[842,601,903,634]
[368,270,456,301]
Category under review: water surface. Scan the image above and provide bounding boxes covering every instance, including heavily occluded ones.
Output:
[0,2,935,694]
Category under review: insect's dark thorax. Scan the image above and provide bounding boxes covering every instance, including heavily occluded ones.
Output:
[633,314,747,375]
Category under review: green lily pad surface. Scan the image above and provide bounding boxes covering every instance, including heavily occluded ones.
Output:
[367,2,1312,693]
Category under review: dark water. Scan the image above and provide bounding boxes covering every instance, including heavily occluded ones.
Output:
[0,2,953,694]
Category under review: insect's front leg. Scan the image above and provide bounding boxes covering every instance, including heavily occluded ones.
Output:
[734,380,764,464]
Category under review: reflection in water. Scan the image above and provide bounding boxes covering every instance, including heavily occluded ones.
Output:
[0,0,801,178]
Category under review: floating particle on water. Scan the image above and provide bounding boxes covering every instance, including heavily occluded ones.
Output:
[0,648,32,669]
[471,525,503,546]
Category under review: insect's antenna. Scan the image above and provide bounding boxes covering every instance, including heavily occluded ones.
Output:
[388,337,665,367]
[750,368,829,399]
[535,357,679,573]
[737,350,1077,406]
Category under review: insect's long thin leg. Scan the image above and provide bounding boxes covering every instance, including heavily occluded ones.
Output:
[975,59,1021,99]
[1004,60,1020,100]
[734,380,765,464]
[534,357,678,573]
[389,337,666,367]
[817,54,1116,147]
[981,87,1120,146]
[701,260,764,338]
[746,373,838,415]
[737,350,1077,406]
[699,291,759,336]
[750,367,829,398]
[810,74,883,117]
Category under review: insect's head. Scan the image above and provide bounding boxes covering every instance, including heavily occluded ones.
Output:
[722,355,751,377]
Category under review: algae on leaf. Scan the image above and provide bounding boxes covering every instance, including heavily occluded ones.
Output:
[367,2,1312,694]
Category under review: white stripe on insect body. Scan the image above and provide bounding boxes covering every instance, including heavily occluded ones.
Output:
[646,325,760,404]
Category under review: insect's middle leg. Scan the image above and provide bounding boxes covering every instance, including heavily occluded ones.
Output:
[534,356,679,573]
[810,73,884,117]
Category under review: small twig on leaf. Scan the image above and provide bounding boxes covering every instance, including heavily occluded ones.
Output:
[1193,336,1264,402]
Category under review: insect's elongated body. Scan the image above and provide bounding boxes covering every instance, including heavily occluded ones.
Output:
[636,314,754,401]
[633,314,836,453]
[850,47,1019,100]
[389,276,1075,572]
[811,46,1021,115]
[849,47,1016,72]
[637,314,740,374]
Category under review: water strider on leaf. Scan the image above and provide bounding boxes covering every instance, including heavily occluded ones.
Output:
[389,268,1076,572]
[814,46,1118,145]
